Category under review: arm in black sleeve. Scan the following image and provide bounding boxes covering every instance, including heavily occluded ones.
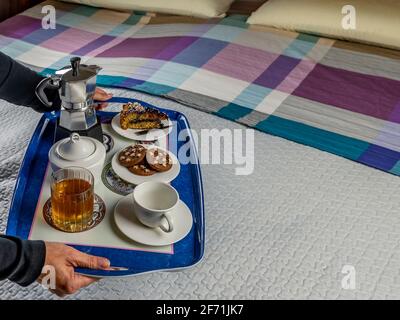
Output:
[0,52,61,113]
[0,235,46,286]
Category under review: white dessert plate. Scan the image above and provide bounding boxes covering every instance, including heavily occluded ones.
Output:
[111,145,180,185]
[114,194,193,247]
[111,114,173,142]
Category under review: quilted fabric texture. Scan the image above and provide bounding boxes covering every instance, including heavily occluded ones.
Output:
[1,89,400,299]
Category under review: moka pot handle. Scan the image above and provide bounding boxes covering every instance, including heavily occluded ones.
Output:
[35,75,61,108]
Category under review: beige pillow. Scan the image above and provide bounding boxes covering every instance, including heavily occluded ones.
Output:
[247,0,400,50]
[60,0,235,18]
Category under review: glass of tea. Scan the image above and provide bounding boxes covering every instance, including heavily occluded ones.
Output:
[50,167,94,233]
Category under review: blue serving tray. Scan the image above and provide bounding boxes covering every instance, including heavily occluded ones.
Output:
[6,97,205,277]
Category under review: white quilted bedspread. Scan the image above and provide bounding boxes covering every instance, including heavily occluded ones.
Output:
[1,89,400,300]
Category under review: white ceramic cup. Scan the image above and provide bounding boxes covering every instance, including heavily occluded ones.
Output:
[132,182,179,233]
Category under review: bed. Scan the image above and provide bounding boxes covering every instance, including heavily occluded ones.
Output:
[1,0,400,299]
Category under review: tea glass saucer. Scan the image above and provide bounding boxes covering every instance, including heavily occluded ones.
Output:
[113,194,193,247]
[43,194,106,233]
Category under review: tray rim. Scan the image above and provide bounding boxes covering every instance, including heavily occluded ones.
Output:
[6,115,50,236]
[6,98,205,277]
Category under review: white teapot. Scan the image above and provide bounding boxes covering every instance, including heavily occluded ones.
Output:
[48,133,106,184]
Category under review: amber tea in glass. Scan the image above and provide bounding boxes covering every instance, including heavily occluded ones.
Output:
[51,167,94,232]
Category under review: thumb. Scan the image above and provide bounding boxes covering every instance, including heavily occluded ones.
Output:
[73,274,99,288]
[95,102,108,110]
[71,251,110,270]
[94,88,112,101]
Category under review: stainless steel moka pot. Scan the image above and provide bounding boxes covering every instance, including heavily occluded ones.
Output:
[35,57,103,142]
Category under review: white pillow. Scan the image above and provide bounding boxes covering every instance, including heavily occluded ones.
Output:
[60,0,235,18]
[247,0,400,50]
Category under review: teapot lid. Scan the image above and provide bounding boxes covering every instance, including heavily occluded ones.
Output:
[56,133,96,161]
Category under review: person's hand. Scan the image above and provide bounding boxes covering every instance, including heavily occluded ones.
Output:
[38,242,110,297]
[93,87,112,110]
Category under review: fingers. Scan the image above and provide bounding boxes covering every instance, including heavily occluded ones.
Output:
[50,288,66,298]
[95,102,109,110]
[94,87,112,101]
[74,274,99,289]
[96,87,108,95]
[48,276,97,297]
[71,250,110,270]
[42,244,107,297]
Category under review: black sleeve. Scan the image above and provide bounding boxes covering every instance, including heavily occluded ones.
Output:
[0,51,61,113]
[0,235,46,287]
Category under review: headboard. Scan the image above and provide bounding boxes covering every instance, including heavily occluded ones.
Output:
[0,0,43,22]
[229,0,267,15]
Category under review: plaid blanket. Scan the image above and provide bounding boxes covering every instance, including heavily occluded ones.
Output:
[1,0,400,175]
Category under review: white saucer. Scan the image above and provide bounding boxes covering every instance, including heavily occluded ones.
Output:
[111,114,173,142]
[114,194,193,246]
[111,145,180,185]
